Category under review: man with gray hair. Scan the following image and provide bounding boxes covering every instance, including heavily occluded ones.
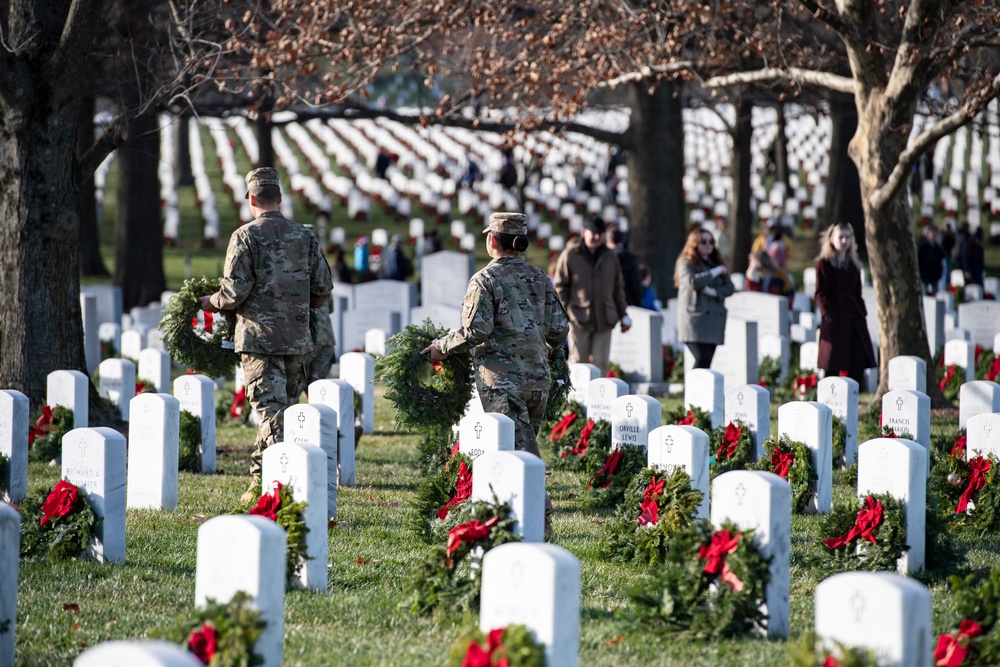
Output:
[201,167,333,503]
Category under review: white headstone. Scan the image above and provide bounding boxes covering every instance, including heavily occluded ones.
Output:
[173,375,216,474]
[409,305,462,332]
[195,516,285,667]
[353,280,418,326]
[341,310,401,353]
[608,307,664,383]
[0,502,17,667]
[647,425,710,518]
[138,349,172,394]
[944,339,976,382]
[480,543,580,667]
[283,403,338,519]
[73,640,203,667]
[98,358,136,422]
[339,352,375,435]
[815,572,932,667]
[857,438,927,573]
[724,385,770,461]
[81,284,124,332]
[887,356,927,393]
[99,322,122,355]
[880,390,931,473]
[758,333,790,384]
[684,368,725,428]
[967,412,1000,460]
[799,341,819,371]
[958,301,1000,348]
[421,251,474,309]
[262,443,328,591]
[710,470,791,638]
[959,380,1000,430]
[777,401,833,513]
[0,390,28,503]
[709,318,759,387]
[120,329,144,362]
[62,427,127,564]
[816,376,859,466]
[458,412,515,462]
[81,292,100,374]
[724,292,789,338]
[307,379,356,486]
[922,296,944,354]
[47,370,89,428]
[610,395,661,453]
[585,378,628,423]
[363,328,387,357]
[126,393,180,510]
[568,363,600,406]
[471,450,546,542]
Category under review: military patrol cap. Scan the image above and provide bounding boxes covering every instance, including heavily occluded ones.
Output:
[483,212,527,236]
[244,167,281,199]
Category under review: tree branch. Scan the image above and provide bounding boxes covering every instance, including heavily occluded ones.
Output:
[596,62,695,90]
[795,0,847,35]
[702,66,855,94]
[52,0,107,75]
[871,71,1000,211]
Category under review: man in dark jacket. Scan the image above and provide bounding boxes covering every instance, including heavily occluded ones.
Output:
[608,227,643,307]
[917,225,945,294]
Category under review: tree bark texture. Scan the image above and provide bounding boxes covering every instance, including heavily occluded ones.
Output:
[625,81,686,300]
[823,95,866,259]
[773,103,789,190]
[113,113,166,311]
[728,98,754,273]
[78,96,110,277]
[175,114,194,186]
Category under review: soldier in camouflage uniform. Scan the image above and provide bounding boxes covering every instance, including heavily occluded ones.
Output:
[303,224,337,385]
[200,167,333,502]
[423,212,568,534]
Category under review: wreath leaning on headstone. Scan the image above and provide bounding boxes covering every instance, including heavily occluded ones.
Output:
[787,631,879,667]
[626,518,772,639]
[374,320,474,432]
[708,421,756,479]
[407,448,475,542]
[664,404,712,431]
[542,346,571,422]
[178,410,203,473]
[159,277,239,379]
[405,497,520,616]
[935,568,1000,666]
[582,440,646,511]
[754,434,817,514]
[548,414,612,473]
[540,399,586,455]
[28,406,74,463]
[157,590,266,667]
[818,492,907,572]
[444,624,545,667]
[20,480,101,560]
[602,467,704,566]
[240,482,310,588]
[929,436,1000,533]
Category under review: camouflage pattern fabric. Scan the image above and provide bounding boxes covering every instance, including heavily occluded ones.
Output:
[210,211,333,355]
[242,352,305,481]
[305,299,336,383]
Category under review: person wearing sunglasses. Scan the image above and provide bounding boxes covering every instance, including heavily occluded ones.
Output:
[674,226,734,369]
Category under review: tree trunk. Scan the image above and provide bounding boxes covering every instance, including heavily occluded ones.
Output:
[175,114,194,186]
[774,103,789,190]
[78,97,111,277]
[851,90,946,406]
[728,98,754,273]
[0,100,87,405]
[113,113,166,310]
[257,113,275,169]
[626,81,686,300]
[824,94,866,259]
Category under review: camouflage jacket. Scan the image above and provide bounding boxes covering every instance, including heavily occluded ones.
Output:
[437,256,568,391]
[210,211,333,355]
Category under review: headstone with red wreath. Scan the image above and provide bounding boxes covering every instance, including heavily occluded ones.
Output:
[725,384,770,461]
[173,375,216,474]
[647,424,709,519]
[47,370,88,428]
[471,450,545,543]
[610,394,661,453]
[959,380,1000,430]
[62,427,127,564]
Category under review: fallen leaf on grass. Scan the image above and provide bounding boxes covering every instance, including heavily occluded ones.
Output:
[71,622,80,631]
[191,515,208,524]
[378,502,400,508]
[328,520,349,529]
[592,520,605,526]
[63,603,80,614]
[607,636,625,646]
[356,557,384,566]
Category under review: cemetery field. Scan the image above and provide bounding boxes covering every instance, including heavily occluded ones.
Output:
[14,388,997,667]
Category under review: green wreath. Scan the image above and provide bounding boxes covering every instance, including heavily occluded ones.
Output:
[407,451,474,542]
[937,363,963,402]
[626,518,772,638]
[20,480,101,560]
[757,356,782,390]
[156,591,266,667]
[237,482,310,588]
[709,420,756,479]
[929,439,1000,534]
[374,319,474,432]
[28,406,74,463]
[818,492,907,571]
[582,441,647,510]
[976,348,997,380]
[754,434,817,514]
[832,415,848,467]
[406,497,520,615]
[178,410,202,473]
[160,277,239,379]
[602,466,703,565]
[543,346,572,422]
[445,624,545,667]
[937,568,1000,665]
[548,416,611,473]
[788,631,879,667]
[664,404,712,431]
[416,424,459,476]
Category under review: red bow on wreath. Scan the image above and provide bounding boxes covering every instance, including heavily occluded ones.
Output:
[570,420,595,457]
[771,449,795,479]
[437,461,473,520]
[461,628,506,667]
[188,622,218,665]
[940,365,956,392]
[636,476,665,526]
[822,496,883,549]
[676,410,697,426]
[698,529,744,592]
[934,618,983,667]
[951,434,967,460]
[587,450,623,489]
[248,481,283,520]
[191,311,214,334]
[956,457,990,514]
[446,516,499,567]
[550,413,577,442]
[450,441,461,458]
[230,387,247,419]
[987,358,1000,382]
[717,423,742,459]
[40,479,80,527]
[28,405,55,445]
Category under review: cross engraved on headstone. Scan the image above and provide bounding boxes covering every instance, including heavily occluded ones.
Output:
[625,402,633,418]
[280,454,289,473]
[509,560,525,587]
[475,422,483,439]
[986,422,993,438]
[665,435,673,454]
[492,462,503,479]
[737,391,744,406]
[143,402,151,414]
[78,440,88,457]
[878,448,889,464]
[320,387,327,401]
[184,383,191,397]
[850,591,866,622]
[297,412,306,429]
[830,383,837,396]
[599,385,606,398]
[896,396,904,411]
[735,483,746,506]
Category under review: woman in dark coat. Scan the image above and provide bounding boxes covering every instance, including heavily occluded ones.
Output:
[815,223,877,385]
[674,225,735,369]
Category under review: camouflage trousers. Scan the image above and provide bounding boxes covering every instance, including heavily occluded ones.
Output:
[478,385,553,518]
[242,352,305,482]
[304,342,336,385]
